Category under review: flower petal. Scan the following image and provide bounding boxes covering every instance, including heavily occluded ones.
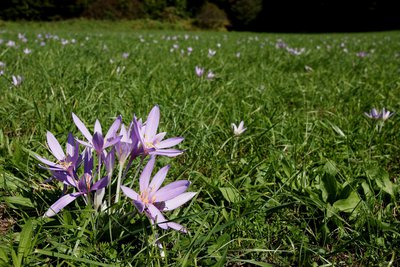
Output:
[156,137,184,149]
[66,133,77,158]
[153,180,190,202]
[164,192,197,211]
[94,119,102,135]
[149,165,170,193]
[104,115,122,141]
[133,199,145,213]
[152,149,184,157]
[144,105,160,140]
[35,154,58,168]
[91,176,109,191]
[46,131,65,161]
[140,156,156,192]
[167,222,187,233]
[92,132,104,153]
[121,185,140,200]
[147,204,168,229]
[44,192,83,217]
[72,113,93,142]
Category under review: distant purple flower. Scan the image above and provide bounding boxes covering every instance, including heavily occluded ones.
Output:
[208,49,216,58]
[356,51,368,58]
[44,151,109,217]
[0,62,5,68]
[364,108,394,121]
[206,70,215,80]
[195,66,204,77]
[12,75,23,86]
[236,52,241,58]
[23,48,32,54]
[187,47,193,55]
[122,52,129,59]
[133,105,184,157]
[121,156,196,232]
[232,121,246,136]
[6,40,16,47]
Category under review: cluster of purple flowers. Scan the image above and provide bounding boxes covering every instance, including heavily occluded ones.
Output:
[36,105,196,232]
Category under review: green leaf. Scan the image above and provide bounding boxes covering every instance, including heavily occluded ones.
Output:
[17,219,34,265]
[2,196,34,208]
[219,187,241,203]
[321,173,338,204]
[0,247,9,267]
[333,191,360,213]
[367,167,396,197]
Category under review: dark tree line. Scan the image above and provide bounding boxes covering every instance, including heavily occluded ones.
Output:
[0,0,398,32]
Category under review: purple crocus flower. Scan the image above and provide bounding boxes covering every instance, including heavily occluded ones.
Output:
[72,113,122,156]
[364,108,380,119]
[44,151,109,217]
[121,156,196,232]
[35,132,80,177]
[12,75,23,87]
[133,105,184,157]
[195,66,204,77]
[115,123,139,165]
[206,71,215,80]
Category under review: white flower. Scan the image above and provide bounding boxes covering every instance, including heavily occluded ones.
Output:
[232,121,246,136]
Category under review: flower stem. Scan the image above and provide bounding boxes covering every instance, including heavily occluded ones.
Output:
[114,164,124,204]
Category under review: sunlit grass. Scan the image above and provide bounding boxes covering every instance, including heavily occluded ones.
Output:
[0,21,400,266]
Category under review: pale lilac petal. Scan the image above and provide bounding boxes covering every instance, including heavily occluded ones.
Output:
[44,192,83,217]
[105,116,122,141]
[164,192,197,211]
[167,222,187,233]
[72,113,93,142]
[149,165,170,193]
[147,204,168,229]
[140,156,156,192]
[156,137,184,149]
[46,131,65,161]
[152,149,184,157]
[153,180,190,202]
[145,105,160,139]
[94,119,102,135]
[91,176,109,191]
[154,132,167,143]
[35,154,59,168]
[104,135,122,149]
[239,121,244,129]
[76,138,92,148]
[121,185,140,200]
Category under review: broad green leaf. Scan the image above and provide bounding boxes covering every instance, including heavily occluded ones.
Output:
[321,173,338,204]
[0,247,9,267]
[219,187,241,203]
[2,196,34,208]
[375,174,395,197]
[18,219,34,265]
[333,191,360,213]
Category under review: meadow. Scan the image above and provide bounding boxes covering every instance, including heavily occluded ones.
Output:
[0,21,400,266]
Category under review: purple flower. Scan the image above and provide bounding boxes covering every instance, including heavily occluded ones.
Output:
[72,113,122,156]
[115,123,139,165]
[121,156,196,232]
[195,66,204,77]
[232,121,246,136]
[356,51,368,58]
[35,132,80,177]
[134,105,184,157]
[12,75,23,87]
[206,71,215,80]
[365,108,394,121]
[44,151,109,217]
[122,52,129,59]
[208,49,216,58]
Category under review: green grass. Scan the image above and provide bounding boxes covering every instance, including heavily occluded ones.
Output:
[1,21,400,266]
